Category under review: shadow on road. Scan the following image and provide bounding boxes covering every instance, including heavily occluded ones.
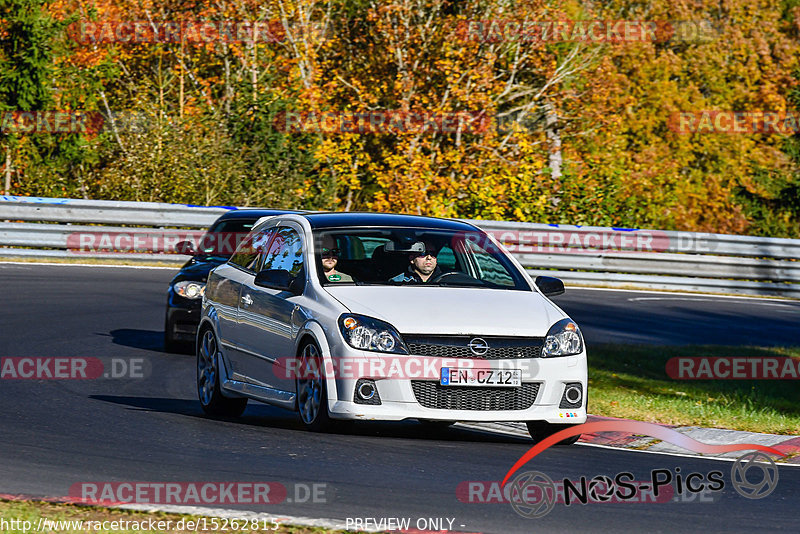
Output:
[88,394,529,444]
[100,329,173,354]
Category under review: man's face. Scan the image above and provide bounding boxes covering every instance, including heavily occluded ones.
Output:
[321,248,339,272]
[411,251,437,275]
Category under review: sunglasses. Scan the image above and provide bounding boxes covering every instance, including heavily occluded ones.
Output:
[321,248,340,257]
[413,251,437,258]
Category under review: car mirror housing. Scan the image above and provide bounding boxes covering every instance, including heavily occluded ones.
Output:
[255,269,302,294]
[535,276,565,297]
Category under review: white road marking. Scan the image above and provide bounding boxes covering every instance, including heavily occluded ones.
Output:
[0,261,177,270]
[571,286,800,303]
[626,296,799,308]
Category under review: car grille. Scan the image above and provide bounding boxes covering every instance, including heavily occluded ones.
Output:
[411,381,540,411]
[404,335,544,359]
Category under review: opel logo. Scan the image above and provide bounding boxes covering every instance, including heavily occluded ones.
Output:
[468,337,489,356]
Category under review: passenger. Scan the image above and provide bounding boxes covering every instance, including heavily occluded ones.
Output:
[320,236,353,283]
[390,242,442,283]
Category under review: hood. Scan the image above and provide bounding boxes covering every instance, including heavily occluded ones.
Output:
[171,256,227,283]
[324,286,564,336]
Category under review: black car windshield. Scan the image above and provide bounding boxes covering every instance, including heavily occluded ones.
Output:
[196,219,257,258]
[313,228,531,290]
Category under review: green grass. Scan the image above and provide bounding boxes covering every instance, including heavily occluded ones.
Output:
[588,344,800,434]
[0,500,346,534]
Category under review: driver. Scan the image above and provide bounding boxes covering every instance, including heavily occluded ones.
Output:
[390,242,442,283]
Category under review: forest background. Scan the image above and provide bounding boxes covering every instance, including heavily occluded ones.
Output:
[1,0,799,237]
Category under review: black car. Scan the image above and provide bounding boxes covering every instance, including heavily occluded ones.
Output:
[164,209,299,352]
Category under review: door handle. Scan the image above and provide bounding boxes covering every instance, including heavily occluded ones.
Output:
[241,294,253,307]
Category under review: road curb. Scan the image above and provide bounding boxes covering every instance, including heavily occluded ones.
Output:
[464,415,800,464]
[582,415,800,463]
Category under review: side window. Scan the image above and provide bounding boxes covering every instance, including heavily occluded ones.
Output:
[465,239,516,287]
[229,228,273,272]
[262,227,305,277]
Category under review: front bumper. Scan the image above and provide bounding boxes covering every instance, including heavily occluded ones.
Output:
[320,351,588,424]
[166,292,203,341]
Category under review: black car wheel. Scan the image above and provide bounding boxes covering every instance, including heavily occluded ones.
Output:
[197,327,247,417]
[295,340,334,432]
[164,316,182,353]
[164,311,194,354]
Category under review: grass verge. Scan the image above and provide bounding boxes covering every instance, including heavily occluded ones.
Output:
[0,500,343,534]
[588,344,800,434]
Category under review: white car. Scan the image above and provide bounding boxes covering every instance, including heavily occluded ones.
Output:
[197,212,587,442]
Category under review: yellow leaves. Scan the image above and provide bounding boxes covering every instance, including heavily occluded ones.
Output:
[29,0,798,236]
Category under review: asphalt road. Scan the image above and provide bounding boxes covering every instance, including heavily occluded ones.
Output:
[0,263,798,533]
[551,287,800,346]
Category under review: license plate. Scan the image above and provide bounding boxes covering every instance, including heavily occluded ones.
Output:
[440,368,521,387]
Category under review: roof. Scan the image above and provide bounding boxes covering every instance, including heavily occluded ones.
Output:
[217,208,301,221]
[302,212,479,231]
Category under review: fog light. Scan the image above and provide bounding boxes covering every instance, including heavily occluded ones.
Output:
[565,385,582,404]
[559,382,583,409]
[358,382,375,400]
[354,379,381,405]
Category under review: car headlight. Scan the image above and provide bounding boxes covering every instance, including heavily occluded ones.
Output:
[339,314,408,354]
[173,281,206,299]
[543,318,583,357]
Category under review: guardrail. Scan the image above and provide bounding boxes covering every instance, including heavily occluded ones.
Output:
[1,195,798,297]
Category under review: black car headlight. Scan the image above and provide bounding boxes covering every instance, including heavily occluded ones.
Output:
[543,318,583,357]
[339,314,408,354]
[173,281,206,299]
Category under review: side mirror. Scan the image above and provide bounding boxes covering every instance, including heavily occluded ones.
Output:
[535,276,565,297]
[175,240,196,255]
[254,269,303,294]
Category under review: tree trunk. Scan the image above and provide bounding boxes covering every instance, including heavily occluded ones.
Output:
[543,101,562,182]
[4,149,11,195]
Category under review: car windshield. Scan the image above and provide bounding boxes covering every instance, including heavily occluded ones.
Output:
[313,228,530,291]
[196,219,257,259]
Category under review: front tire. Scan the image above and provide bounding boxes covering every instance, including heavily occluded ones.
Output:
[295,341,334,432]
[164,314,191,354]
[197,328,247,417]
[164,316,181,353]
[526,422,581,445]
